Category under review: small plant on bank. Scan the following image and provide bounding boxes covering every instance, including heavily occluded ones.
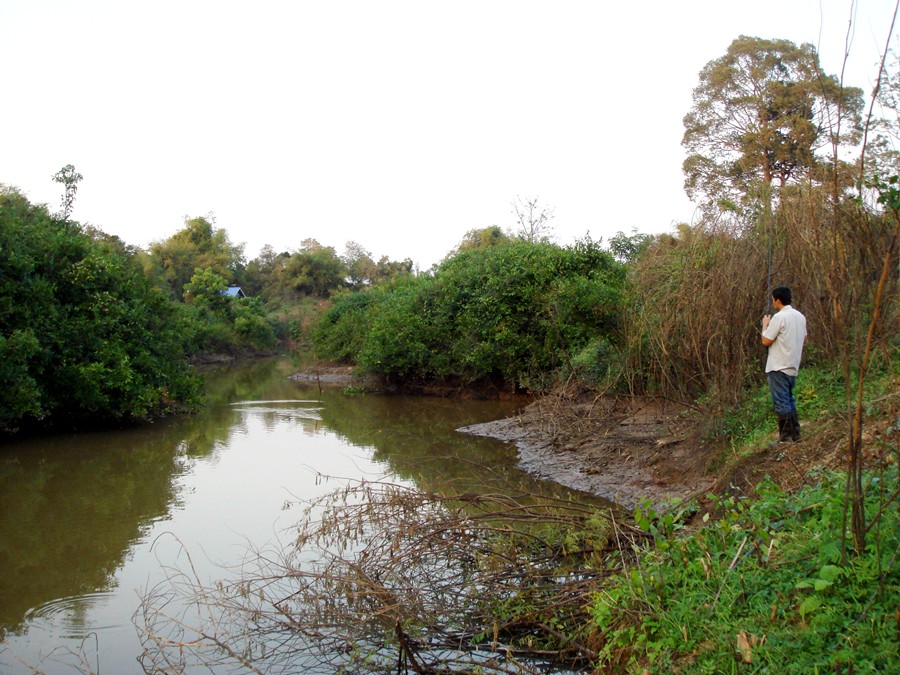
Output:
[590,467,899,672]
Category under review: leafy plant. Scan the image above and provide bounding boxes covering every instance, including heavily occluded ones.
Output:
[591,469,900,672]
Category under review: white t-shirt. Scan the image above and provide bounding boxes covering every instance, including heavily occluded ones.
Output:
[763,305,807,375]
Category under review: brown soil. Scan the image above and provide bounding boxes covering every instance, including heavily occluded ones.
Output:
[460,392,848,511]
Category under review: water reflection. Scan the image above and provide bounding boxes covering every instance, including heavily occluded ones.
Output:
[0,357,587,673]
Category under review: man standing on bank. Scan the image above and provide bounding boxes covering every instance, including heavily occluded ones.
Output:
[761,286,808,442]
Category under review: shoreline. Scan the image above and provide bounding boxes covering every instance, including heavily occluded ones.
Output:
[289,367,843,510]
[459,395,716,510]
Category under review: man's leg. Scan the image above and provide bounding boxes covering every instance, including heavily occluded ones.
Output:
[768,371,795,443]
[785,374,800,441]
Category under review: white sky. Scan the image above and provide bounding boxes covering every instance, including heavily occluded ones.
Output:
[1,0,897,270]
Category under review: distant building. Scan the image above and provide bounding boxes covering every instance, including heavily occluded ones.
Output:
[221,286,246,298]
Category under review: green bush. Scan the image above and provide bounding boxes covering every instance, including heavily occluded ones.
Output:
[0,187,201,431]
[311,239,625,390]
[311,290,381,362]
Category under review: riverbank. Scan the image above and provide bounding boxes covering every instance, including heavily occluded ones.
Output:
[461,390,852,510]
[290,366,849,510]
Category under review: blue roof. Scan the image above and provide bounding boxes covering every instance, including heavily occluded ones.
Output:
[222,286,245,297]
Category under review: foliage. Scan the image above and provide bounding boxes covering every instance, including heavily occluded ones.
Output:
[178,269,277,355]
[311,288,381,363]
[452,225,512,255]
[183,266,229,309]
[312,238,624,390]
[608,227,660,264]
[146,216,245,300]
[682,35,863,213]
[51,163,83,220]
[0,187,201,431]
[591,468,899,672]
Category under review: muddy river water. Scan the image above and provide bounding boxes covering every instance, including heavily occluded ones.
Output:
[0,357,597,673]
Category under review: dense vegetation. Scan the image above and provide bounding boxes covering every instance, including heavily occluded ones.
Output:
[0,187,201,431]
[0,193,414,431]
[594,466,899,672]
[312,237,623,389]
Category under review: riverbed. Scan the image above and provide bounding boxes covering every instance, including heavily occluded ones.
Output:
[0,357,593,673]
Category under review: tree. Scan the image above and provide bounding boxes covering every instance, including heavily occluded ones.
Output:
[453,226,512,255]
[341,241,377,290]
[51,164,83,220]
[274,240,346,298]
[242,244,289,298]
[682,36,863,213]
[147,216,245,299]
[372,255,414,284]
[183,267,229,309]
[608,228,658,264]
[512,196,555,243]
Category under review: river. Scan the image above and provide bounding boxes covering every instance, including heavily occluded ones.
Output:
[0,357,594,673]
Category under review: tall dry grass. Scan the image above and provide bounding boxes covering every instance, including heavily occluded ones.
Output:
[620,185,899,425]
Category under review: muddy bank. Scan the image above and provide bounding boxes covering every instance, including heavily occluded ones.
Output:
[460,393,850,511]
[460,395,720,510]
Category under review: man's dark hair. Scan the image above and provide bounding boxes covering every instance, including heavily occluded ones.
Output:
[772,286,792,305]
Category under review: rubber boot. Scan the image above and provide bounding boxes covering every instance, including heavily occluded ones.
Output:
[777,414,792,443]
[789,411,801,442]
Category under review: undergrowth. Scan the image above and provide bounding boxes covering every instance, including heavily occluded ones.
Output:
[590,466,899,672]
[713,359,898,451]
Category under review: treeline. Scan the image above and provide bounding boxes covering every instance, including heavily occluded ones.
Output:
[308,34,900,431]
[0,190,415,433]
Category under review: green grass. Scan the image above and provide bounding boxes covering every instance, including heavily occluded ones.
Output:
[590,467,900,673]
[715,360,897,451]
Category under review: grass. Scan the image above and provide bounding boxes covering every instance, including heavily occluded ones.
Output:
[713,360,897,453]
[589,466,899,673]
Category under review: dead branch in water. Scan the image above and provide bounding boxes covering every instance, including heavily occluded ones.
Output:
[135,480,647,673]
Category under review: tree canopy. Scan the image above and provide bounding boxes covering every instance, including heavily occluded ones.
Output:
[147,216,245,300]
[683,36,863,212]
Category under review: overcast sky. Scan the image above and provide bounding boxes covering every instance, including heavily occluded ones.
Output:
[1,0,896,269]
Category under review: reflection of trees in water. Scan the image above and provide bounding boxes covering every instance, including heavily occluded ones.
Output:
[0,358,306,634]
[315,392,585,502]
[0,429,183,631]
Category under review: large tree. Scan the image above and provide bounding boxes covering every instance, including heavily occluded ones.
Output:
[147,216,245,299]
[682,36,863,213]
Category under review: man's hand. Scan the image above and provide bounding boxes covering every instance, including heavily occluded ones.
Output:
[761,314,774,346]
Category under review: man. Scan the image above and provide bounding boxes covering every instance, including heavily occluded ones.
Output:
[761,286,807,442]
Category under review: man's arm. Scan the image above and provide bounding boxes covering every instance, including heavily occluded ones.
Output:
[761,314,775,347]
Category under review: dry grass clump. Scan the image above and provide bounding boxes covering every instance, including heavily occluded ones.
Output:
[136,479,647,674]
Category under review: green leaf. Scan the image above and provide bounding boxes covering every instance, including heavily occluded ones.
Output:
[798,596,821,618]
[813,579,833,591]
[818,564,843,582]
